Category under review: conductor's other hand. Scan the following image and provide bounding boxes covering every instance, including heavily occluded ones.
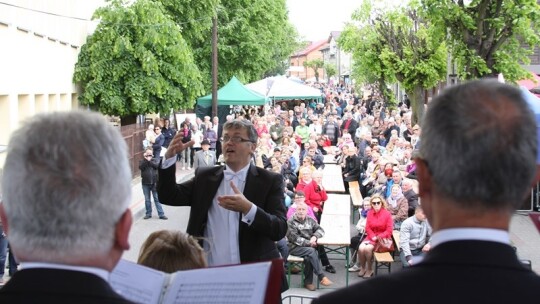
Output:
[165,133,194,159]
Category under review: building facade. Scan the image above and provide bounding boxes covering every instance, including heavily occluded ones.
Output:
[289,39,328,80]
[0,0,106,168]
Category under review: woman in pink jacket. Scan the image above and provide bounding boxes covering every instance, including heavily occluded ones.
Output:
[356,194,393,278]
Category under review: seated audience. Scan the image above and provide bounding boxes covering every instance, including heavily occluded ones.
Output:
[348,198,372,272]
[287,201,333,291]
[355,195,393,278]
[387,184,409,230]
[399,206,431,267]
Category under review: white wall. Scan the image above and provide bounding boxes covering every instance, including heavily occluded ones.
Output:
[0,0,106,167]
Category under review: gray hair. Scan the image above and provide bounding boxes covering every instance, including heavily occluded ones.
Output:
[419,80,537,210]
[223,119,258,143]
[1,110,132,262]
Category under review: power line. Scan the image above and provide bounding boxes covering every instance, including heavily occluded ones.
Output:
[0,1,213,27]
[0,1,91,22]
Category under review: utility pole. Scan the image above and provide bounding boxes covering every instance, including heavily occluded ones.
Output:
[211,16,218,118]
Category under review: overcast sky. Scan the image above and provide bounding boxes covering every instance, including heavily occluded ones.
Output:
[286,0,406,41]
[286,0,360,41]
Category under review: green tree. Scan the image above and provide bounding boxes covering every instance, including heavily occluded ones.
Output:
[73,0,204,120]
[340,1,447,123]
[304,59,325,82]
[160,0,298,91]
[422,0,540,81]
[324,63,337,82]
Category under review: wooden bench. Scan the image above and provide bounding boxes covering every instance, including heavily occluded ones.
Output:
[392,230,401,253]
[287,255,305,287]
[374,252,394,275]
[349,187,363,223]
[348,180,359,189]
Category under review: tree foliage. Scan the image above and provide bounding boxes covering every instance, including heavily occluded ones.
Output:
[324,63,337,81]
[159,0,298,91]
[73,0,204,117]
[339,0,447,123]
[422,0,540,81]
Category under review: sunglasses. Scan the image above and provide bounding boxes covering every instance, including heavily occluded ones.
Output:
[371,201,382,205]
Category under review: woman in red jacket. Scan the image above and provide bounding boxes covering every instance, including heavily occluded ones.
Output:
[303,170,328,222]
[355,194,393,278]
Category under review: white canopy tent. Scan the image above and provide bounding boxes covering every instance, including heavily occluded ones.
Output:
[245,76,323,102]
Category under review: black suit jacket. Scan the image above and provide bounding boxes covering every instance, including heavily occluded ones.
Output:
[0,268,133,304]
[158,164,287,263]
[313,240,540,304]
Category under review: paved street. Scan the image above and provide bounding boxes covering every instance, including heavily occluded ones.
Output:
[122,164,540,302]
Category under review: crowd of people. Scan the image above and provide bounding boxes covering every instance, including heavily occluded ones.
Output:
[1,79,539,303]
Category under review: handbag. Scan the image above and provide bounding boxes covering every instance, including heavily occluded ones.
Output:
[374,237,395,253]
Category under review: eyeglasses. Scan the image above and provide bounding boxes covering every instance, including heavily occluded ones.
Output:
[371,201,382,205]
[155,128,160,130]
[220,136,253,143]
[145,155,153,157]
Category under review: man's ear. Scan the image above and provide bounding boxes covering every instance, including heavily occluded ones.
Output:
[415,157,434,219]
[0,203,9,235]
[114,209,132,251]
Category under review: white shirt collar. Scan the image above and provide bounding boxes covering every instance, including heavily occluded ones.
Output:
[430,228,510,248]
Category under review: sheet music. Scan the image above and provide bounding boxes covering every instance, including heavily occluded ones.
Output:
[110,259,167,304]
[162,262,270,304]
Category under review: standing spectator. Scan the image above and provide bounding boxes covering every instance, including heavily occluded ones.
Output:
[322,115,340,146]
[161,118,177,148]
[139,149,168,220]
[144,124,156,149]
[0,111,134,303]
[152,126,164,161]
[286,201,333,291]
[193,140,216,170]
[314,79,540,303]
[355,194,393,278]
[269,117,284,145]
[179,123,192,170]
[204,122,218,151]
[190,124,204,156]
[399,206,431,267]
[213,116,223,161]
[137,230,206,273]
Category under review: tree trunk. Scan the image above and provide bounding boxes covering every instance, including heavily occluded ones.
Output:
[408,85,426,125]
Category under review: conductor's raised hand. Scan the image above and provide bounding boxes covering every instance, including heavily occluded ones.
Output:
[164,132,194,159]
[217,181,253,215]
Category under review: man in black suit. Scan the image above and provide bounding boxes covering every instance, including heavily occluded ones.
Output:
[0,111,134,303]
[314,80,540,304]
[158,119,288,270]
